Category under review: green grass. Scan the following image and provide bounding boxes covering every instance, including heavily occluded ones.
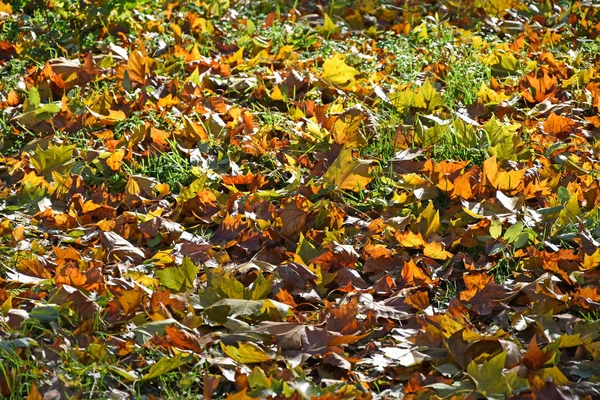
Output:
[125,140,195,193]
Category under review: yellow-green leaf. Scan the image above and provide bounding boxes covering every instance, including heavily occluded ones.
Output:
[321,145,373,191]
[30,143,76,176]
[220,341,272,363]
[320,55,359,88]
[467,351,510,400]
[156,257,198,292]
[141,352,191,381]
[416,201,441,238]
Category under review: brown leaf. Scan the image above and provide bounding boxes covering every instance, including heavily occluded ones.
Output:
[100,231,146,263]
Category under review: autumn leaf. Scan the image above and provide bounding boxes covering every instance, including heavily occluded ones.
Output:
[482,156,524,192]
[156,257,199,292]
[467,351,510,400]
[141,353,192,381]
[320,54,359,89]
[220,341,272,363]
[321,145,373,191]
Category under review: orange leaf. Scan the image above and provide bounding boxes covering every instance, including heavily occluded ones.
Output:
[482,156,524,192]
[543,112,577,138]
[452,167,481,200]
[106,149,125,171]
[127,49,146,84]
[395,230,426,249]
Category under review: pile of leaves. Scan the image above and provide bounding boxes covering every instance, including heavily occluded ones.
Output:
[1,0,600,398]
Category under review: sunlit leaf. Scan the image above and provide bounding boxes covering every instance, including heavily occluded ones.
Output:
[220,341,272,363]
[156,257,199,292]
[321,145,373,191]
[320,54,359,88]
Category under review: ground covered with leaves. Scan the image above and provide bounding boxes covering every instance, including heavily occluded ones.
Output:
[1,0,600,398]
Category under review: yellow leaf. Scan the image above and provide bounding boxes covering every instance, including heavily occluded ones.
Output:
[320,13,339,34]
[49,171,72,199]
[270,85,285,101]
[414,78,442,111]
[416,201,441,238]
[395,230,426,249]
[423,241,452,260]
[320,54,359,88]
[220,341,272,363]
[583,249,600,270]
[411,22,428,41]
[181,115,208,143]
[117,288,145,315]
[330,108,367,147]
[321,145,373,191]
[225,47,244,65]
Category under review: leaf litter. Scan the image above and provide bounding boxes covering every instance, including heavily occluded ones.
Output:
[1,0,600,398]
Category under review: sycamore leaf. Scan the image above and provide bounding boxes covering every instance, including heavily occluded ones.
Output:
[205,298,292,321]
[329,108,367,148]
[30,144,75,176]
[320,55,359,88]
[106,149,125,171]
[155,257,199,292]
[467,351,510,400]
[321,145,373,191]
[320,13,340,35]
[0,1,13,14]
[414,79,442,111]
[423,241,452,260]
[416,201,441,238]
[482,156,524,192]
[220,341,272,363]
[483,115,520,161]
[141,352,191,381]
[127,49,146,84]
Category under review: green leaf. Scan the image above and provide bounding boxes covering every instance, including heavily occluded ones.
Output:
[490,217,503,239]
[503,221,524,243]
[156,257,198,292]
[249,271,273,300]
[220,341,272,363]
[209,272,245,299]
[141,352,191,381]
[205,299,292,324]
[108,366,138,382]
[484,115,519,161]
[513,231,529,248]
[557,186,570,204]
[415,122,448,146]
[453,117,480,148]
[30,143,76,175]
[248,367,270,389]
[296,233,322,265]
[467,351,510,400]
[35,103,61,115]
[29,86,40,108]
